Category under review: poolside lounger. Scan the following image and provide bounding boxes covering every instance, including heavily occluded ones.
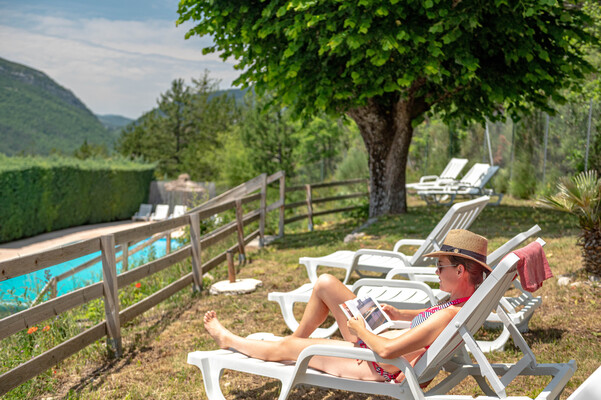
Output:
[132,203,153,221]
[566,364,601,400]
[170,205,187,219]
[406,157,468,191]
[299,196,490,285]
[269,225,542,346]
[418,163,503,206]
[189,239,576,400]
[150,204,170,221]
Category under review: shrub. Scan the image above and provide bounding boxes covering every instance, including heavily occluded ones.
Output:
[539,170,601,276]
[0,155,155,243]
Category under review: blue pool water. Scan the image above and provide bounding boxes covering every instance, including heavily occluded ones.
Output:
[0,237,182,307]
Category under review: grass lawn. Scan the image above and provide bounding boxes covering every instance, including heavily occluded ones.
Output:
[8,198,601,399]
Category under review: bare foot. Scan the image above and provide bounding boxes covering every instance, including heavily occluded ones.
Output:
[204,310,234,349]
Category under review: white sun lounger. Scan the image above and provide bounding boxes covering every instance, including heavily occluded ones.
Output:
[188,238,576,400]
[566,364,601,400]
[418,163,503,206]
[406,158,469,191]
[170,205,187,219]
[132,203,153,221]
[269,225,542,346]
[150,204,170,221]
[300,196,490,285]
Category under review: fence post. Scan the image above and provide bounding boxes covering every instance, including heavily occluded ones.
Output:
[121,242,129,272]
[279,172,286,238]
[100,234,122,358]
[585,98,593,171]
[189,212,203,292]
[306,184,313,232]
[259,173,267,248]
[166,232,172,254]
[226,250,236,283]
[543,113,549,183]
[235,199,246,264]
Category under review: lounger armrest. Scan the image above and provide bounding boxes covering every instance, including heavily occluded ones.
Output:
[392,239,426,252]
[419,175,439,183]
[385,266,438,279]
[351,278,439,305]
[295,345,419,380]
[352,249,411,266]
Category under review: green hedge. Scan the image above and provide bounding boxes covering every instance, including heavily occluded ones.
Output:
[0,156,155,243]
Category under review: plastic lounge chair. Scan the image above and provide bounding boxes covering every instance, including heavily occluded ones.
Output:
[132,204,153,221]
[406,158,468,191]
[566,364,601,400]
[299,195,490,285]
[188,239,576,400]
[269,225,541,343]
[170,205,187,219]
[418,163,503,206]
[150,204,170,221]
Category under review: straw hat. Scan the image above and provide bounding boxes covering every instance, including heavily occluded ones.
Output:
[424,229,491,272]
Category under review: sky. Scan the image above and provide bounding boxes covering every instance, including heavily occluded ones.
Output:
[0,0,238,119]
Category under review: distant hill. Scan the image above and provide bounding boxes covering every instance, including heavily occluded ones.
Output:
[209,88,249,104]
[96,114,134,131]
[0,57,117,155]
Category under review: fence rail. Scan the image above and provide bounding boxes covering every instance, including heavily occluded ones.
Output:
[0,171,369,395]
[284,178,368,230]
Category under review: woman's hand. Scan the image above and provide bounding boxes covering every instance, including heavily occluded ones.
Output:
[347,316,366,336]
[381,304,402,320]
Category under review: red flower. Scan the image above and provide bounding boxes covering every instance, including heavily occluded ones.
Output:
[27,326,38,334]
[42,325,50,332]
[135,282,142,289]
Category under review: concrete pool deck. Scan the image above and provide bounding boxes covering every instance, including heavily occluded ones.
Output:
[0,220,152,261]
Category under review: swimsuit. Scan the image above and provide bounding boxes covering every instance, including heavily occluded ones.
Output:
[410,296,471,329]
[356,296,471,382]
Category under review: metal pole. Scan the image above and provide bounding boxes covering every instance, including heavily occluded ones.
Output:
[485,121,494,165]
[543,113,549,183]
[509,121,516,181]
[585,98,593,171]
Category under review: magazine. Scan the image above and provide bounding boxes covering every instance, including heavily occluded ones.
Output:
[339,295,394,335]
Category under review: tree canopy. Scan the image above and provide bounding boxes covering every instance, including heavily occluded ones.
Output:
[116,73,238,180]
[178,0,596,122]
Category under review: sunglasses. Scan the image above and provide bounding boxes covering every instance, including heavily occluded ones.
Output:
[436,262,459,274]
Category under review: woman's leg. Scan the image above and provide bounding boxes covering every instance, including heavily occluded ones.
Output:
[204,311,384,381]
[292,274,358,341]
[205,310,346,361]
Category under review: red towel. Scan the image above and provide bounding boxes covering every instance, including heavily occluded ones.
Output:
[512,241,553,292]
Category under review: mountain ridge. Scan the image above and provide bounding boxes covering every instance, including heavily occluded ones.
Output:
[0,57,118,155]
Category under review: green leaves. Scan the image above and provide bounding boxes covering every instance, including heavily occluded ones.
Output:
[177,0,598,122]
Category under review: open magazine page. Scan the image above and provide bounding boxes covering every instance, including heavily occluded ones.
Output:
[339,296,394,335]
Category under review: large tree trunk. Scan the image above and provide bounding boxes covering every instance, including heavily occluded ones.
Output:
[347,96,424,217]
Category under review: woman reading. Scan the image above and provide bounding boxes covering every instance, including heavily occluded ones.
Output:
[204,229,491,383]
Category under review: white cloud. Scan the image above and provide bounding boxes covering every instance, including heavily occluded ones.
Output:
[0,13,239,119]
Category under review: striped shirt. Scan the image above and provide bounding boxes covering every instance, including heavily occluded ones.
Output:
[410,296,471,328]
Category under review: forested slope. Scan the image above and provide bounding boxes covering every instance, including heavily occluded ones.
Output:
[0,57,117,155]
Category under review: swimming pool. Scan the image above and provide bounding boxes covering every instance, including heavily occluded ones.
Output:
[0,237,182,309]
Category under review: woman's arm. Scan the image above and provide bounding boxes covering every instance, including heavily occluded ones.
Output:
[348,307,458,359]
[381,304,424,321]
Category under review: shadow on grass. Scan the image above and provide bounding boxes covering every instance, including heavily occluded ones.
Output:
[63,295,196,397]
[522,327,566,344]
[227,380,381,399]
[271,221,357,250]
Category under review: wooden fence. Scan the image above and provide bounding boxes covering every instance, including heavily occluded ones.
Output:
[284,178,368,231]
[0,172,368,395]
